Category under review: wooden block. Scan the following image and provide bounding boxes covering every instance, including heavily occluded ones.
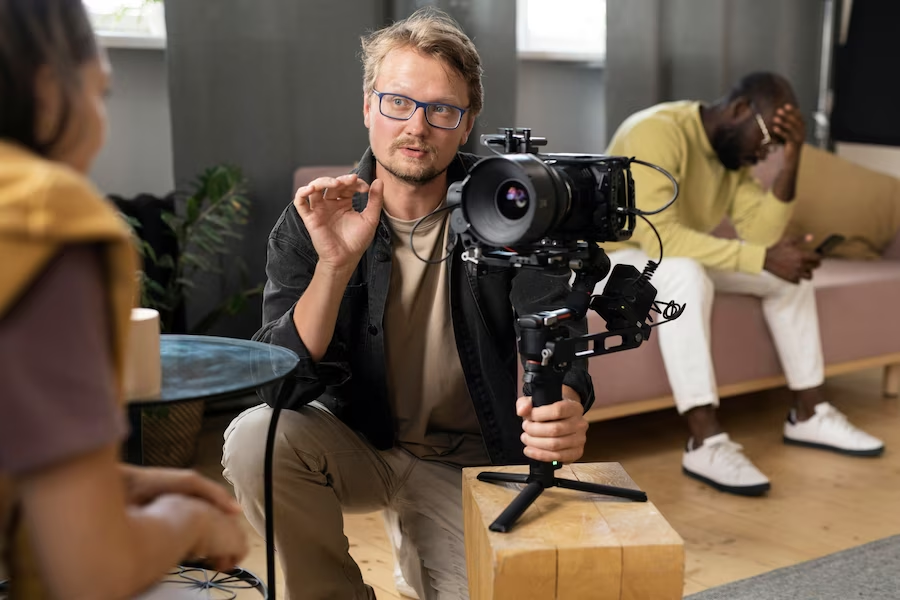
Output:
[463,463,684,600]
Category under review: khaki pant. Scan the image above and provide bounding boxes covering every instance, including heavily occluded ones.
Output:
[222,403,469,600]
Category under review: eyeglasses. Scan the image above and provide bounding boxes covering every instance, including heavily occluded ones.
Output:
[752,107,777,156]
[372,90,468,130]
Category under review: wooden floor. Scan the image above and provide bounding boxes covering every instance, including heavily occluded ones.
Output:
[194,367,900,599]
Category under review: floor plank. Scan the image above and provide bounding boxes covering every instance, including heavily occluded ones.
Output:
[194,367,900,598]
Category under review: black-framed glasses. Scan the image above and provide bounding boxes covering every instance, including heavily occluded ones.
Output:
[751,103,777,156]
[372,89,468,130]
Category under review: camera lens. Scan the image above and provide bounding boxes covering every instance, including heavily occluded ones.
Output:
[453,154,567,247]
[496,181,530,220]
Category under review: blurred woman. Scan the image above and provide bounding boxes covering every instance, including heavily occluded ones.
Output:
[0,1,248,597]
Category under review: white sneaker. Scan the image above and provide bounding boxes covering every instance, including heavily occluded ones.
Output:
[784,402,884,456]
[682,433,771,496]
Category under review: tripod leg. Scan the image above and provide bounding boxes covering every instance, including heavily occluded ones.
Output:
[555,478,648,502]
[477,472,530,485]
[489,480,545,533]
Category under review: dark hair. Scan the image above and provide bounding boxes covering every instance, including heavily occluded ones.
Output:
[0,0,98,155]
[724,72,797,111]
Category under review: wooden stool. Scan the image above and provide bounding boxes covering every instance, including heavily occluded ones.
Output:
[463,463,683,600]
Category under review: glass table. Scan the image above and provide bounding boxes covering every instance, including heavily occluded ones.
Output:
[125,334,299,465]
[126,334,300,599]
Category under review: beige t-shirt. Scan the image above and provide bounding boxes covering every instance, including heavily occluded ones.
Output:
[383,206,489,467]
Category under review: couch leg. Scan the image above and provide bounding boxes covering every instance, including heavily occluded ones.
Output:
[884,364,900,398]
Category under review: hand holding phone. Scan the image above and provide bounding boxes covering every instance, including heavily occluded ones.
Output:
[815,234,845,256]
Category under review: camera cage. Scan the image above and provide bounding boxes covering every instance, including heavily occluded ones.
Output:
[445,127,680,268]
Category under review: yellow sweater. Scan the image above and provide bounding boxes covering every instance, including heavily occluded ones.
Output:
[604,101,794,273]
[0,140,138,599]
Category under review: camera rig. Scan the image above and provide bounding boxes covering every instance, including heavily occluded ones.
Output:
[442,128,684,532]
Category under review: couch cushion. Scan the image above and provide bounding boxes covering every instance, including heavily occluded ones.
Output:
[584,258,900,410]
[813,259,900,364]
[752,145,900,260]
[884,229,900,260]
[293,165,354,195]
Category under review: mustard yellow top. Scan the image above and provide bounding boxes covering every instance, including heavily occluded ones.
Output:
[604,101,794,273]
[0,140,138,599]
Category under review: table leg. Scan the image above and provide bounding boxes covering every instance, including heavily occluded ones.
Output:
[125,404,144,465]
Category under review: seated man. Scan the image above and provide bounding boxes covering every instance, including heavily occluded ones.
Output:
[221,7,594,599]
[602,72,884,497]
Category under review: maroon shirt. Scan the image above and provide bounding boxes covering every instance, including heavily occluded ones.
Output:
[0,245,126,475]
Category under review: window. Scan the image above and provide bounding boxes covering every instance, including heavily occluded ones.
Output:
[84,0,166,40]
[516,0,606,64]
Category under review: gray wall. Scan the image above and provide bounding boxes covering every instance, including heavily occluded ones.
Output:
[607,0,825,139]
[91,48,174,198]
[96,51,604,194]
[165,0,390,337]
[516,60,606,153]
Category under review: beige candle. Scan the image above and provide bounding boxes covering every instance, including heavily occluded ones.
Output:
[123,307,162,401]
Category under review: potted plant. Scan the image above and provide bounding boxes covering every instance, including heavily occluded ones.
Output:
[124,164,263,467]
[140,164,263,335]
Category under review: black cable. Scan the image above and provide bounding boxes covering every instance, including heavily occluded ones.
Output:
[620,156,677,285]
[621,215,685,327]
[635,213,664,264]
[263,376,298,600]
[410,204,457,265]
[622,213,685,327]
[627,158,680,216]
[649,297,686,327]
[264,410,281,600]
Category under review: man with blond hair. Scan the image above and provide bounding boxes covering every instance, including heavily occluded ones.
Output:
[222,8,595,599]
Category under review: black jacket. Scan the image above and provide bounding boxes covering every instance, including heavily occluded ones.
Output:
[253,148,594,465]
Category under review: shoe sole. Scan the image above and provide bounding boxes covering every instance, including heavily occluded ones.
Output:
[682,467,770,496]
[782,436,885,457]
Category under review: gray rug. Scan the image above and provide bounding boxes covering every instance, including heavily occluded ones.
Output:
[686,535,900,600]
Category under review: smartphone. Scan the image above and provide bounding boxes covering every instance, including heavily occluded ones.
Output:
[815,234,845,255]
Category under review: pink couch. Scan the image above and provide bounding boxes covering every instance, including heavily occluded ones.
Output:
[293,148,900,422]
[582,249,900,420]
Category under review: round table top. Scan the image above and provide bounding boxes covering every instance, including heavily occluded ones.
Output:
[129,334,299,407]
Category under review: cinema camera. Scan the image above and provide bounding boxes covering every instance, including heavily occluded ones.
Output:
[432,128,685,532]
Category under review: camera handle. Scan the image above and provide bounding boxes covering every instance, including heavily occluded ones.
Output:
[477,312,650,532]
[477,244,651,533]
[481,127,548,155]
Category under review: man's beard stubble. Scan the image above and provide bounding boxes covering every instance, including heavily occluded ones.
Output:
[710,124,747,171]
[373,139,450,185]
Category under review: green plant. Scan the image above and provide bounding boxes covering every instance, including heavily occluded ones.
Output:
[107,0,161,18]
[120,214,158,309]
[135,164,263,334]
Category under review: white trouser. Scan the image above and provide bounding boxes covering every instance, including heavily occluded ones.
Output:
[595,249,824,414]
